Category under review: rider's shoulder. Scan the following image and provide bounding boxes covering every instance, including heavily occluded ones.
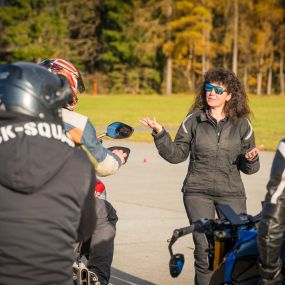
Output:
[62,108,89,129]
[180,109,201,133]
[182,109,202,124]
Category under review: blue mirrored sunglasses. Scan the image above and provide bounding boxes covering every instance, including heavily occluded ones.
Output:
[205,83,227,95]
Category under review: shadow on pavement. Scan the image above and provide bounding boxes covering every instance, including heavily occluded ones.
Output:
[110,268,157,285]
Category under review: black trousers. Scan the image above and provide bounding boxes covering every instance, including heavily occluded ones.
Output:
[183,194,246,285]
[257,191,285,284]
[82,198,118,285]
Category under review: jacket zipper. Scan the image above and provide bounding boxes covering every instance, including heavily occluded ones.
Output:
[206,113,225,193]
[214,127,223,193]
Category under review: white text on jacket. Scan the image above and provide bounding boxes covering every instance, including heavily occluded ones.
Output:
[0,122,75,147]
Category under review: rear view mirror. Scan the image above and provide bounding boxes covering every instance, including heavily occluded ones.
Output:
[169,253,185,278]
[107,122,134,139]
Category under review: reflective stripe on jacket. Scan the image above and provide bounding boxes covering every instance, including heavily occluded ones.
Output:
[266,139,285,204]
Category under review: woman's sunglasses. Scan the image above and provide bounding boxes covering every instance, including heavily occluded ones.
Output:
[205,83,227,95]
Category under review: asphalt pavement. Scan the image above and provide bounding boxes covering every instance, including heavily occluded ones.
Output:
[101,141,275,285]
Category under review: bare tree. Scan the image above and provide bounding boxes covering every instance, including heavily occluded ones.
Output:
[232,0,238,74]
[257,54,264,95]
[267,50,273,95]
[280,52,285,95]
[166,0,173,96]
[280,30,285,95]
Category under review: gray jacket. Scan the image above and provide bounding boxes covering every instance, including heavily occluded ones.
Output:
[153,110,260,197]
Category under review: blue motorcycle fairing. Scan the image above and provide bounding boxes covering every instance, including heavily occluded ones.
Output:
[223,228,258,283]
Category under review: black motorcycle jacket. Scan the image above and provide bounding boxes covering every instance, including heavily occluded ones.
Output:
[265,138,285,202]
[257,139,285,282]
[0,112,96,285]
[153,110,260,197]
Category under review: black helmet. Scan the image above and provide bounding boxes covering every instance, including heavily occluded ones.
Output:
[0,62,73,122]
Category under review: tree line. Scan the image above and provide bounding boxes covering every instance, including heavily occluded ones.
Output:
[0,0,284,95]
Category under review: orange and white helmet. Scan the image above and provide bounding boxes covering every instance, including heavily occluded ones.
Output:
[39,58,85,110]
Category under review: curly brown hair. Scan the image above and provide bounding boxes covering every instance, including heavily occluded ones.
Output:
[191,67,251,123]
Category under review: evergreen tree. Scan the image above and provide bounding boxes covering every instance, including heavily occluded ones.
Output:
[61,0,101,73]
[133,0,172,94]
[96,0,163,94]
[0,0,284,94]
[0,0,68,63]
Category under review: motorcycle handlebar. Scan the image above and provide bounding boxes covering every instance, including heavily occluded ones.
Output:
[168,222,208,256]
[169,211,261,247]
[172,218,212,239]
[248,212,262,224]
[173,224,195,238]
[168,224,195,256]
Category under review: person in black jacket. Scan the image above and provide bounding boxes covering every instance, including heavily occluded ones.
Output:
[140,67,260,285]
[257,139,285,285]
[0,62,96,285]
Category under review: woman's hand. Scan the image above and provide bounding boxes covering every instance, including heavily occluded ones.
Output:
[139,117,163,134]
[245,144,264,161]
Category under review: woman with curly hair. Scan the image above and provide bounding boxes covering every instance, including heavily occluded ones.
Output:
[140,67,260,285]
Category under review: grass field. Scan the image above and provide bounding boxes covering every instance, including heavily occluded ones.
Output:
[76,94,285,151]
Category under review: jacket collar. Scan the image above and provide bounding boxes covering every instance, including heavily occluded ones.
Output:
[199,111,207,122]
[199,109,228,126]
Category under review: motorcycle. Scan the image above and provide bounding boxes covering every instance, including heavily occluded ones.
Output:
[73,121,134,285]
[168,203,285,284]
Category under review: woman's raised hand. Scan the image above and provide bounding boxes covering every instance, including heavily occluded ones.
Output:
[139,117,163,134]
[245,144,264,161]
